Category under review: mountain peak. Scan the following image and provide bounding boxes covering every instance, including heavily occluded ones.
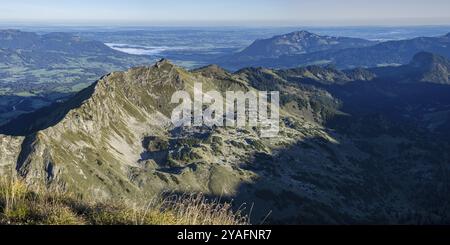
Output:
[290,30,317,37]
[42,32,79,39]
[192,64,229,77]
[154,58,173,68]
[410,52,447,67]
[408,52,450,84]
[274,30,320,41]
[231,30,374,61]
[297,30,313,34]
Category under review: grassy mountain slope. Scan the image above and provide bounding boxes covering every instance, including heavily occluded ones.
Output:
[1,56,450,224]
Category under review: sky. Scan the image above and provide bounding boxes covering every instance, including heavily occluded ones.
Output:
[0,0,449,26]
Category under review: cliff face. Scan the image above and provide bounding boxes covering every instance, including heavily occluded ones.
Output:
[0,135,23,174]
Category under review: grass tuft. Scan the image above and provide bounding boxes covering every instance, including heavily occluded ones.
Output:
[0,177,248,225]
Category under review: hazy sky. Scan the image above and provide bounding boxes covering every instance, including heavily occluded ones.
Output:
[1,0,449,26]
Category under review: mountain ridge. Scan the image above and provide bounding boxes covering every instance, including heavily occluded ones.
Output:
[2,56,450,224]
[231,30,376,62]
[0,29,120,55]
[219,31,450,70]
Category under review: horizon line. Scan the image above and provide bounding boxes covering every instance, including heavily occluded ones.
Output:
[1,18,450,28]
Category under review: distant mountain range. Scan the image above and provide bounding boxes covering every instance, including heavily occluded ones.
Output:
[219,30,450,70]
[2,53,450,224]
[0,30,117,55]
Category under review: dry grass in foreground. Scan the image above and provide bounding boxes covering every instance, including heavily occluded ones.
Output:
[0,177,249,225]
